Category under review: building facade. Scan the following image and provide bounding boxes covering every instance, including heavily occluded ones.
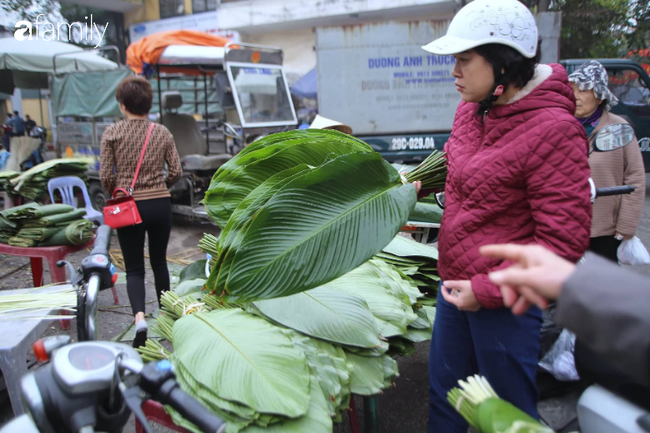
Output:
[60,0,461,82]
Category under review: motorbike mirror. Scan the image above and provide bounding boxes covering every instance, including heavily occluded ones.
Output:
[593,123,635,152]
[434,192,445,210]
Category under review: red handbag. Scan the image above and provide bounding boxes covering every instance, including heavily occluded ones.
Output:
[103,123,154,229]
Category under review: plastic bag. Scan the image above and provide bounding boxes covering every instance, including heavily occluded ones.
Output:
[617,236,650,265]
[538,329,580,382]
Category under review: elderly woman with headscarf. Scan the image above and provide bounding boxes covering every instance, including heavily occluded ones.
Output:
[568,60,646,263]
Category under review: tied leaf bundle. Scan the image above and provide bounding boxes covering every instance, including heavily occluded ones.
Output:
[402,150,447,190]
[0,285,76,320]
[136,339,171,363]
[448,375,555,433]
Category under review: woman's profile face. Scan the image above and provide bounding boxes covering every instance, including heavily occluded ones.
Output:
[452,50,496,103]
[571,84,601,118]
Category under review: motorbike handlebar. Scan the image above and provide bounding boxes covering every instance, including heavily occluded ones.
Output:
[164,386,227,433]
[90,225,112,257]
[595,185,636,197]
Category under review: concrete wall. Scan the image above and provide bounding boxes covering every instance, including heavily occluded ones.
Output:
[218,0,458,32]
[124,0,161,27]
[536,12,562,64]
[243,28,317,84]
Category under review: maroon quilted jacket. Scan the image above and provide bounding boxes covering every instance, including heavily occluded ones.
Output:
[438,64,592,309]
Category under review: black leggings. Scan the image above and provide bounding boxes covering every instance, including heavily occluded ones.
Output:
[117,197,172,316]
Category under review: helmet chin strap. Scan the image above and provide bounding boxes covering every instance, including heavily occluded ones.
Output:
[476,64,510,117]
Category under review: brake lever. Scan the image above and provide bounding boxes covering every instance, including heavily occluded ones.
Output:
[120,384,152,433]
[117,356,152,433]
[57,260,83,286]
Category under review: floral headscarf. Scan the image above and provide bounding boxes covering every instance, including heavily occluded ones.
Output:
[568,60,619,111]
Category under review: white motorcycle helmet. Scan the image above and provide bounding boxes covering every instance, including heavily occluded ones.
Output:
[422,0,538,58]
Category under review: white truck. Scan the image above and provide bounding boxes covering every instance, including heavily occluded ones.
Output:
[316,20,459,163]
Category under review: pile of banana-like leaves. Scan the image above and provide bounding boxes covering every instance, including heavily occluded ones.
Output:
[8,158,90,200]
[137,130,446,432]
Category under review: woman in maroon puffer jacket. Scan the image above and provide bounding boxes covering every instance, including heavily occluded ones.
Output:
[420,0,592,431]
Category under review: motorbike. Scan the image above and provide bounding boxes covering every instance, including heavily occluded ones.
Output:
[0,339,226,433]
[0,225,227,433]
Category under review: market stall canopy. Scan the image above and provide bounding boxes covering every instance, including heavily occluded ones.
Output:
[0,38,118,94]
[126,30,232,76]
[52,68,133,118]
[290,68,317,100]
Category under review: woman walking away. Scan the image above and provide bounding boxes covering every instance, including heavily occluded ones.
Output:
[568,60,646,263]
[419,0,592,431]
[100,76,182,348]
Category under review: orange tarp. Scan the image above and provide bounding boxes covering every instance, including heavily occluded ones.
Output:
[126,30,232,75]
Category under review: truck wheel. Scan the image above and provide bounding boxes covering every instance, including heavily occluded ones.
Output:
[88,182,108,211]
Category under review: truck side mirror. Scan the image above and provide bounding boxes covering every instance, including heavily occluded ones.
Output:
[593,123,635,152]
[215,72,235,109]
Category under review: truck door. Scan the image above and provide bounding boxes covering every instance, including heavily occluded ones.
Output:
[606,66,650,170]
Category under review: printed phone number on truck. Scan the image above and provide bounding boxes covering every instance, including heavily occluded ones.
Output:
[390,137,437,150]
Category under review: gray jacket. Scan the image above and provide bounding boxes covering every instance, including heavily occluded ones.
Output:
[556,253,650,385]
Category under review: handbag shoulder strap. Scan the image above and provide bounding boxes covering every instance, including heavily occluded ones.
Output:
[130,122,155,193]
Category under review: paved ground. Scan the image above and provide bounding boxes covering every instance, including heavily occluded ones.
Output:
[1,175,649,432]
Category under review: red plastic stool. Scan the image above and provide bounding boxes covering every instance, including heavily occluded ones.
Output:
[0,241,119,329]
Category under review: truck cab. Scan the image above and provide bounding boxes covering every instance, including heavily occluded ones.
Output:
[54,38,298,221]
[561,59,650,171]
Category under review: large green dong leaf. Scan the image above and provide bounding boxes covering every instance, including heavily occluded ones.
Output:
[172,309,310,418]
[204,132,372,227]
[220,152,416,302]
[252,286,382,348]
[210,129,369,186]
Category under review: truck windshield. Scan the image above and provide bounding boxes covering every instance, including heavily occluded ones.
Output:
[229,65,296,126]
[608,69,650,115]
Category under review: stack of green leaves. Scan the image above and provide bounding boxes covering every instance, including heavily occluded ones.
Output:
[0,171,19,197]
[9,158,90,200]
[201,129,416,303]
[375,235,440,292]
[0,203,93,247]
[169,309,332,433]
[6,203,73,220]
[248,284,397,399]
[39,219,94,246]
[153,237,442,432]
[0,203,35,242]
[22,208,87,227]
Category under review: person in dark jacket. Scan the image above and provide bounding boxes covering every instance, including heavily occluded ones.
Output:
[10,111,25,136]
[420,0,592,430]
[24,115,36,135]
[482,243,650,409]
[100,76,182,348]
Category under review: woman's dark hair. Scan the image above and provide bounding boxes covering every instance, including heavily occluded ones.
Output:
[116,76,153,115]
[473,40,542,90]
